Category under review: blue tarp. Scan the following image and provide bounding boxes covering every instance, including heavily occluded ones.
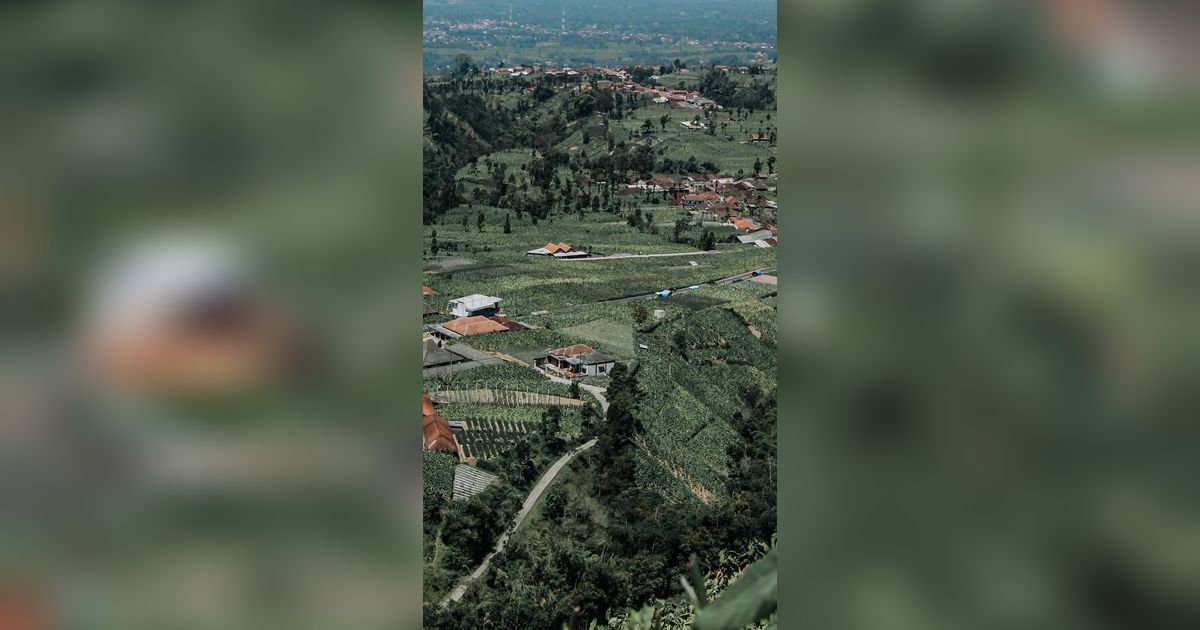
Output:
[656,290,671,298]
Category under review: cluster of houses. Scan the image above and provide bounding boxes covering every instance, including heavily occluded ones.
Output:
[484,62,722,110]
[609,172,778,244]
[425,294,531,341]
[421,288,618,379]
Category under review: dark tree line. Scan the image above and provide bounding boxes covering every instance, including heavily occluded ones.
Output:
[428,361,777,629]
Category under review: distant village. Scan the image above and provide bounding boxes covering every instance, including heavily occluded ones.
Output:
[480,61,769,111]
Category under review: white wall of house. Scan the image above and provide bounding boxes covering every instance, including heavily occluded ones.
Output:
[584,361,614,376]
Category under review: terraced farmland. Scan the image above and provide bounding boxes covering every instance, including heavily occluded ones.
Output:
[453,418,537,460]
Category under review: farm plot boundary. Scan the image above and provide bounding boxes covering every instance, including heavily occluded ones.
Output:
[430,389,585,406]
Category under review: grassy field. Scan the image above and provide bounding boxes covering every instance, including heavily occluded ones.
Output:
[562,318,637,357]
[631,295,776,503]
[554,104,777,177]
[424,206,776,318]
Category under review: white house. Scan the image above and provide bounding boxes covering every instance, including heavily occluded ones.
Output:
[448,294,502,318]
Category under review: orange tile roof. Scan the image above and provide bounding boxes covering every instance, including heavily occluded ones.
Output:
[732,218,756,230]
[422,393,459,453]
[422,286,437,295]
[548,343,594,357]
[441,316,509,336]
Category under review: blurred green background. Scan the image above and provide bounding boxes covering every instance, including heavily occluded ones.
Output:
[778,1,1200,629]
[3,0,1198,628]
[2,1,425,628]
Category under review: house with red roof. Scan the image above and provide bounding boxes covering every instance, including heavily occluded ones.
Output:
[536,344,616,378]
[526,242,591,258]
[423,393,461,456]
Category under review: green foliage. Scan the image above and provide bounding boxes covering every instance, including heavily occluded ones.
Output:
[423,450,457,502]
[692,548,777,630]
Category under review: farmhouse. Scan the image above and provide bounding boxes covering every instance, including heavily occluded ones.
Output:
[536,344,616,378]
[422,338,472,369]
[422,286,438,296]
[526,242,591,258]
[749,133,769,143]
[448,293,502,318]
[423,393,460,455]
[679,120,706,131]
[731,218,759,231]
[435,316,502,339]
[737,229,775,244]
[681,191,721,208]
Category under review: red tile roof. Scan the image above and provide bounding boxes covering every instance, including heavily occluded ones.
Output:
[423,393,459,453]
[441,316,509,336]
[548,343,595,357]
[422,286,437,295]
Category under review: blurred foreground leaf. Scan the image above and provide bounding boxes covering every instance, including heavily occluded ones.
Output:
[692,548,776,630]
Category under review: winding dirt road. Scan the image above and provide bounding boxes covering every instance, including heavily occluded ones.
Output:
[441,437,598,607]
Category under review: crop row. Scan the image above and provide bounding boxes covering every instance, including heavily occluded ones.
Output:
[631,306,775,500]
[423,450,457,502]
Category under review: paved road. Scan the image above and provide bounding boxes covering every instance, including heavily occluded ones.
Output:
[544,375,609,414]
[559,250,720,261]
[549,266,777,314]
[442,437,599,607]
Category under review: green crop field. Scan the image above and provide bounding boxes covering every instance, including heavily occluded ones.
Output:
[424,209,776,317]
[561,318,637,358]
[631,292,776,503]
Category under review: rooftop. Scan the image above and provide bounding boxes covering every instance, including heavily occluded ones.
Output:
[548,343,595,357]
[423,393,459,453]
[441,316,509,336]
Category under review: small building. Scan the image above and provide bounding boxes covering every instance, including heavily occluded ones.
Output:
[423,393,461,455]
[731,218,758,231]
[679,120,706,131]
[737,229,774,244]
[448,294,502,318]
[452,464,498,501]
[422,338,473,369]
[422,302,438,316]
[422,286,438,296]
[537,344,616,378]
[436,316,508,338]
[526,242,591,258]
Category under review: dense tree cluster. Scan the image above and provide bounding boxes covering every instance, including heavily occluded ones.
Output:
[427,359,777,629]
